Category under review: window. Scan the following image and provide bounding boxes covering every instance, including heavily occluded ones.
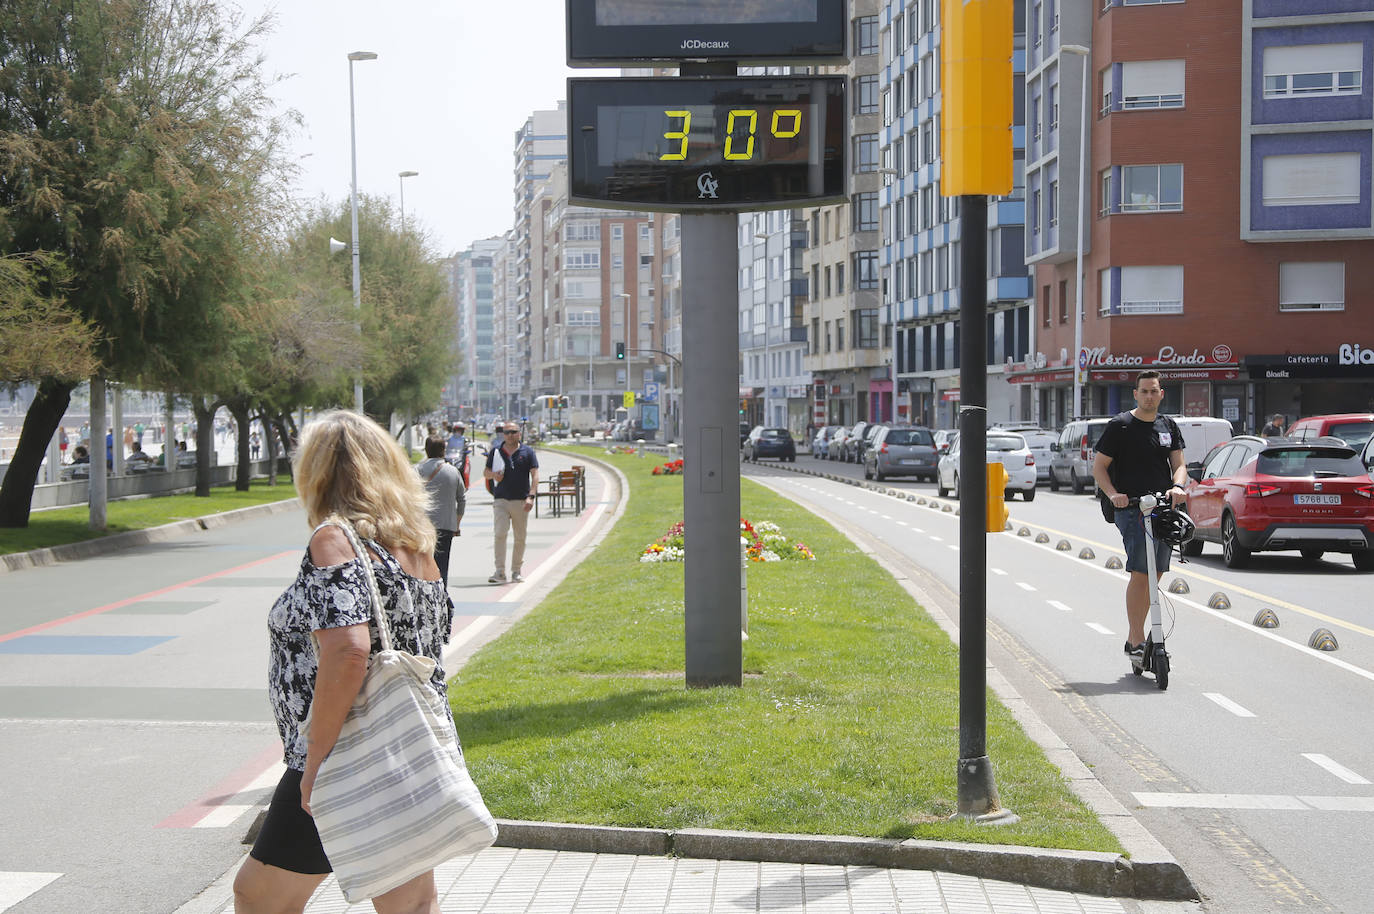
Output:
[836,262,845,294]
[611,224,624,240]
[855,251,879,290]
[1120,164,1183,212]
[854,309,880,348]
[1279,262,1344,312]
[564,222,599,241]
[854,16,878,56]
[1048,180,1058,226]
[853,192,879,232]
[855,74,879,115]
[893,198,904,240]
[1058,280,1068,324]
[836,318,845,351]
[1120,265,1183,314]
[639,224,651,240]
[853,134,878,173]
[1264,44,1362,98]
[1049,85,1059,131]
[1100,67,1114,115]
[1120,60,1184,109]
[1030,188,1041,234]
[824,266,832,297]
[825,321,832,352]
[892,12,904,54]
[1262,153,1361,206]
[1099,268,1113,315]
[1041,285,1051,326]
[1100,169,1113,216]
[565,251,600,270]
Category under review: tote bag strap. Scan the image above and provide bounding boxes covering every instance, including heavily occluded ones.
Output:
[326,517,394,653]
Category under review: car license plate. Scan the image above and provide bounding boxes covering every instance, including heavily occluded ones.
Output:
[901,459,919,465]
[1294,494,1340,505]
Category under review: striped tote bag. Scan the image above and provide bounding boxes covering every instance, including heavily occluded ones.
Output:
[308,520,498,903]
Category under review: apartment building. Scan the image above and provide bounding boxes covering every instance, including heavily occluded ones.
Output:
[510,105,568,412]
[490,232,521,418]
[1021,0,1374,431]
[884,0,1035,430]
[800,0,889,430]
[451,239,503,415]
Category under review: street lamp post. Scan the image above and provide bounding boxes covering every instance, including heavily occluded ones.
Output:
[398,170,418,233]
[1062,44,1091,420]
[878,168,901,423]
[347,50,378,414]
[754,232,770,427]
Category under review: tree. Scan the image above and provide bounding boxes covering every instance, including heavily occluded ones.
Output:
[0,252,100,384]
[0,0,296,525]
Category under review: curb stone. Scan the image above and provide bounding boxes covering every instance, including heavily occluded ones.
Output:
[0,497,301,574]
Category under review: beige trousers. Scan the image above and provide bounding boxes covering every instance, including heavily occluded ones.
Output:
[492,498,529,576]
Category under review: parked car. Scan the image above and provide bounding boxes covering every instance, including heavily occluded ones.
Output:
[841,421,870,463]
[1182,436,1374,570]
[937,431,1037,500]
[863,425,938,482]
[812,425,838,459]
[1169,416,1238,473]
[743,426,797,462]
[739,421,752,447]
[1285,413,1374,450]
[995,425,1057,483]
[828,425,851,461]
[933,429,959,458]
[853,422,886,465]
[1049,417,1112,493]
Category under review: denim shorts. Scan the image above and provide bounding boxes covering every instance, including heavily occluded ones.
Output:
[1113,506,1172,575]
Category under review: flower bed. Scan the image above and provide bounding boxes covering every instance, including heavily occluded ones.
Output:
[651,458,684,475]
[639,517,814,563]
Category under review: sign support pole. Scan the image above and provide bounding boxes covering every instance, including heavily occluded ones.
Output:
[681,211,743,688]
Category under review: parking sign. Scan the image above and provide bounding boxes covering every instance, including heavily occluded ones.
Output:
[644,382,659,402]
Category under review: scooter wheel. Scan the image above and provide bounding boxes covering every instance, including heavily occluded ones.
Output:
[1154,652,1170,690]
[1132,664,1143,677]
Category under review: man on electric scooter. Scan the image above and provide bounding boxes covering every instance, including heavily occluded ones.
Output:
[1091,369,1190,659]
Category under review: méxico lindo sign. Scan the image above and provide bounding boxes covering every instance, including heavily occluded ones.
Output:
[1083,344,1236,368]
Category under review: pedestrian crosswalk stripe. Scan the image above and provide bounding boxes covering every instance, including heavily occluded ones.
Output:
[0,872,62,911]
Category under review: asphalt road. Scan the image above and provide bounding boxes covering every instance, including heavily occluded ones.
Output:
[746,453,1373,914]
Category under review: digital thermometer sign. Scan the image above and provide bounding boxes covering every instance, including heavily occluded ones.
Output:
[568,76,846,212]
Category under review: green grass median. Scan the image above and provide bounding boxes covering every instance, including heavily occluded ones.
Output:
[450,449,1121,852]
[0,479,299,556]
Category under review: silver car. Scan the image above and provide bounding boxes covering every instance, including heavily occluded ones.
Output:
[863,425,938,482]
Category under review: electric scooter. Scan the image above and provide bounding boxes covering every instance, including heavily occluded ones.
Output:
[1131,492,1172,690]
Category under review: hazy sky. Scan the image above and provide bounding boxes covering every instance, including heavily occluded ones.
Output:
[228,0,608,257]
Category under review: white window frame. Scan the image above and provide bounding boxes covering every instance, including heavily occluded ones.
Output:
[1263,43,1363,99]
[565,251,600,271]
[1262,152,1361,207]
[1119,163,1183,212]
[1119,265,1183,314]
[1120,60,1185,110]
[1279,262,1345,312]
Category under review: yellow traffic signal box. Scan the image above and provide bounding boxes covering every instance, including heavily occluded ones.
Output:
[986,462,1009,533]
[941,0,1013,195]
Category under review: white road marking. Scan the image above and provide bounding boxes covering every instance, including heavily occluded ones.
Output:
[1302,753,1371,785]
[930,535,943,542]
[1085,622,1115,635]
[1016,582,1036,592]
[896,520,908,526]
[990,568,1007,576]
[1135,793,1374,812]
[1047,600,1073,613]
[194,804,256,829]
[909,526,924,533]
[0,873,62,910]
[880,514,893,520]
[948,545,959,551]
[1203,693,1256,718]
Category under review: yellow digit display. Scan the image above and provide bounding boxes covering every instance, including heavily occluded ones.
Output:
[771,109,802,138]
[724,109,758,160]
[660,110,691,161]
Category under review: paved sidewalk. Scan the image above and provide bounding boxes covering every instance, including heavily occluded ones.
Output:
[187,845,1161,914]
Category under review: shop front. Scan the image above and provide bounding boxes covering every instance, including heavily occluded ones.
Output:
[1245,345,1374,430]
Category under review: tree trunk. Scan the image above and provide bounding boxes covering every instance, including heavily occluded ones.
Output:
[192,397,218,497]
[228,398,252,491]
[0,378,76,528]
[272,414,295,481]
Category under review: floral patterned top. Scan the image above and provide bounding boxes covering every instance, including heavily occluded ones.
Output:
[266,531,455,771]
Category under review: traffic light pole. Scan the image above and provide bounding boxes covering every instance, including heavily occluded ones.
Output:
[955,195,1015,823]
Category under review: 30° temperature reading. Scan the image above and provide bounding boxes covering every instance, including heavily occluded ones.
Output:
[659,108,804,161]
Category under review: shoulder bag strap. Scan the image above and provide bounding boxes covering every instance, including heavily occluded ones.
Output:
[328,517,394,653]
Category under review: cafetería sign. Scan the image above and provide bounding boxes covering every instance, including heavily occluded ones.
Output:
[1245,342,1374,379]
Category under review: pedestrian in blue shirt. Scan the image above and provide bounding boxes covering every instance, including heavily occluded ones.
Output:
[482,422,539,584]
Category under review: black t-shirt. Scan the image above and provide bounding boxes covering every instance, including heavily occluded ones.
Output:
[486,443,539,499]
[1095,411,1184,497]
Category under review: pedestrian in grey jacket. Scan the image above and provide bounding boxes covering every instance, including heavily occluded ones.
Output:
[416,436,466,587]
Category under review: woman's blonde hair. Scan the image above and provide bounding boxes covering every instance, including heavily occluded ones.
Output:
[294,410,436,554]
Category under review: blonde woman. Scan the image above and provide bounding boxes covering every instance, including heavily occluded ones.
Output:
[234,410,453,914]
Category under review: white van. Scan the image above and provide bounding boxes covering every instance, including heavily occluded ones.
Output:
[1169,416,1235,468]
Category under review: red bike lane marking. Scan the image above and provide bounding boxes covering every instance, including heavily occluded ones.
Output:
[156,741,285,829]
[0,550,297,643]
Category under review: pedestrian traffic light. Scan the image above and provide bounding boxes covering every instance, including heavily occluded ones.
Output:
[559,396,569,409]
[615,342,625,360]
[986,463,1010,533]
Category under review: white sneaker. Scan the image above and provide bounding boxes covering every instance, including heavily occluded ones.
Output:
[511,572,524,583]
[488,572,507,584]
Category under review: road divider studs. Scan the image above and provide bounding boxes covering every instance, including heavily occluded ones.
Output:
[1078,547,1095,560]
[943,504,953,513]
[1208,592,1231,610]
[916,497,927,505]
[1253,608,1280,629]
[907,494,916,502]
[1308,628,1338,651]
[1017,527,1031,537]
[1168,579,1190,594]
[1105,556,1123,569]
[1034,532,1051,544]
[1005,520,1014,531]
[1056,539,1072,551]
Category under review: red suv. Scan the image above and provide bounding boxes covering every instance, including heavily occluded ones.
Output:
[1285,413,1374,450]
[1183,437,1374,570]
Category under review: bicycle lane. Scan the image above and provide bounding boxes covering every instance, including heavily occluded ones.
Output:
[0,448,617,913]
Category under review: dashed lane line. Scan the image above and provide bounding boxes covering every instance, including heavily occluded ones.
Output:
[1016,581,1036,592]
[1047,600,1073,613]
[0,873,62,912]
[1302,753,1371,785]
[1085,622,1115,635]
[1203,693,1257,718]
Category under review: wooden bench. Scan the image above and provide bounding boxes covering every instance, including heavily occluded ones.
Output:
[535,470,582,518]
